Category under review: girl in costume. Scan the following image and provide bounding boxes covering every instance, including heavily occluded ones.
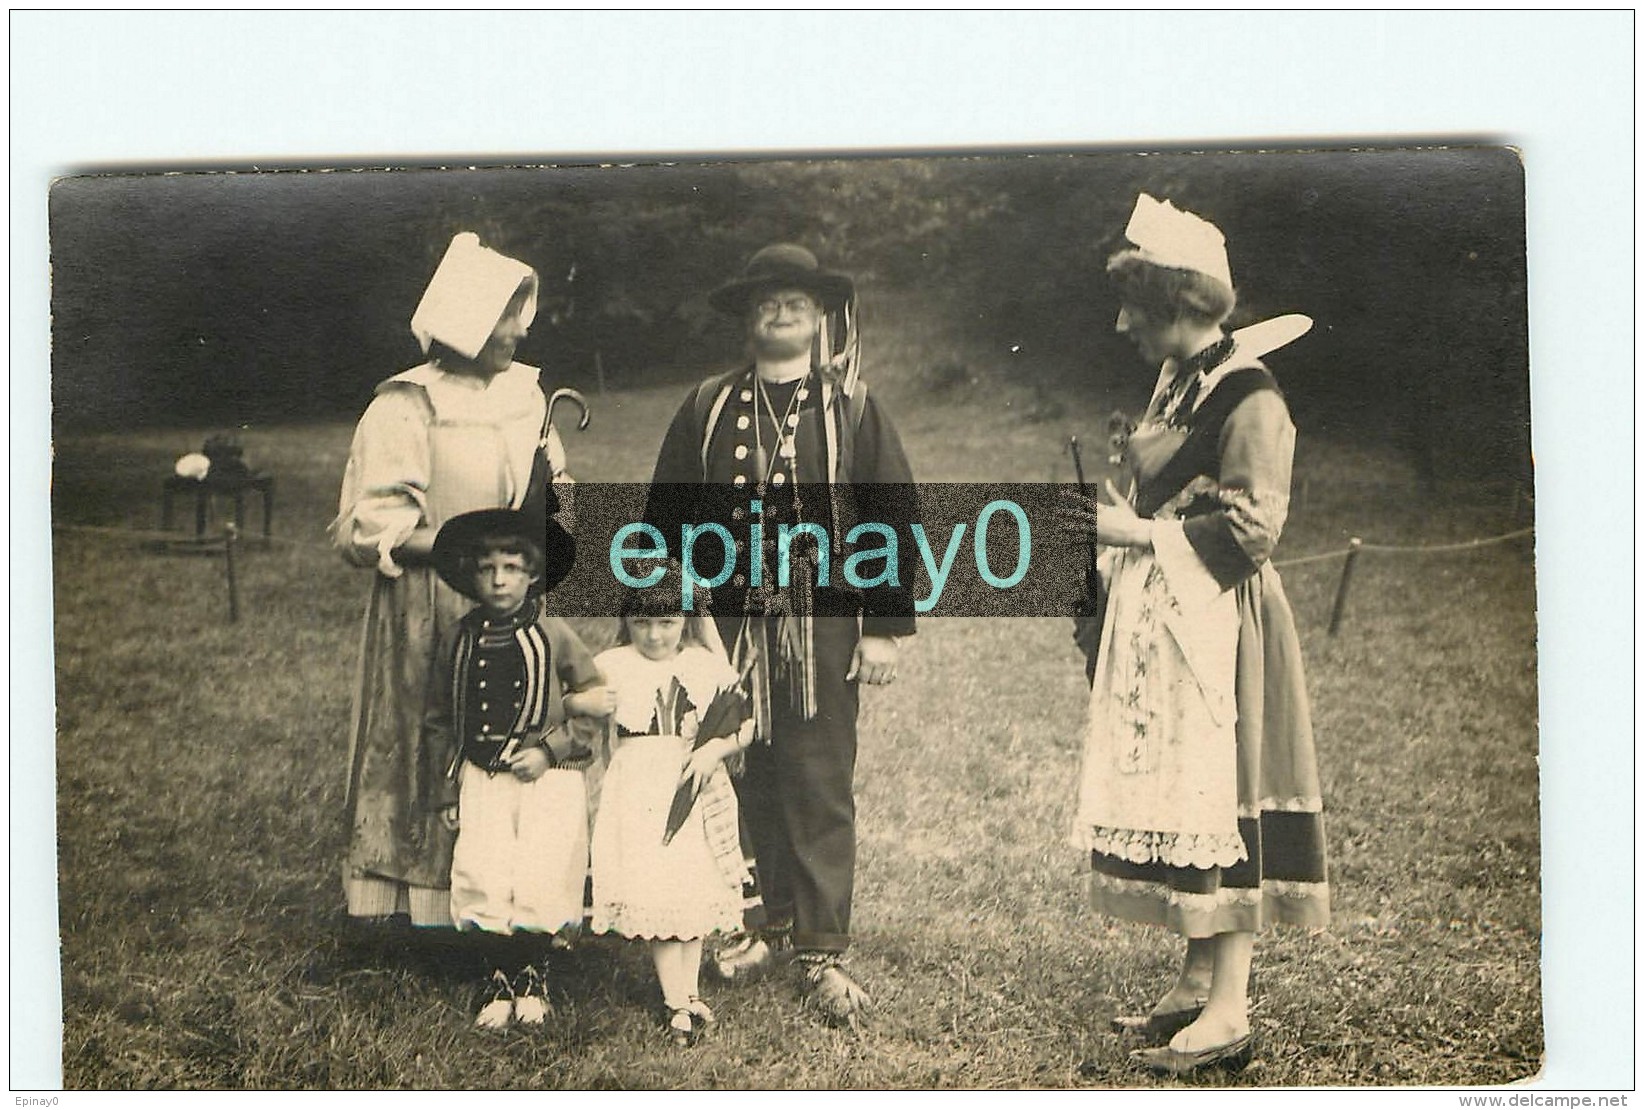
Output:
[1059,194,1329,1076]
[587,567,753,1046]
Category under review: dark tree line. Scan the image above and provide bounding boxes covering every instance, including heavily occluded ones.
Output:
[50,148,1526,481]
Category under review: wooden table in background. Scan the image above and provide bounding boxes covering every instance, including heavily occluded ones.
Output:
[161,472,275,539]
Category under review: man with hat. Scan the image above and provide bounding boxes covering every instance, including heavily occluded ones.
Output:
[643,243,919,1026]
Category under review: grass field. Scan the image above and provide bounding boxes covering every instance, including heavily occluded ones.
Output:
[49,310,1540,1089]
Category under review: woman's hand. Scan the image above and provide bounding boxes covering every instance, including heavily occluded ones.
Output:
[1094,481,1154,548]
[1056,488,1103,543]
[679,736,736,794]
[565,686,617,719]
[1056,483,1154,549]
[506,746,552,782]
[390,526,437,568]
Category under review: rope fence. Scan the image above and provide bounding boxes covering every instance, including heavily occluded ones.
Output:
[53,519,335,623]
[1271,526,1533,635]
[54,520,326,550]
[1273,527,1534,568]
[53,517,1534,637]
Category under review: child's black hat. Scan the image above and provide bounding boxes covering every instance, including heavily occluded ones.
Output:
[431,507,576,600]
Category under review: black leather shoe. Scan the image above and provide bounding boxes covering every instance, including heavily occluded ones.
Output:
[1109,1002,1206,1041]
[1130,1032,1256,1076]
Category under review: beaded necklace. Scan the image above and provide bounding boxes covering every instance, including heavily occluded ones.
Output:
[752,371,808,501]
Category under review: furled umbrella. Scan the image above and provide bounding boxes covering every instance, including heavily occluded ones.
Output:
[661,684,749,846]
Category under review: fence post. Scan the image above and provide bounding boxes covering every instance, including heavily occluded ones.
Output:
[224,522,241,623]
[1327,537,1363,637]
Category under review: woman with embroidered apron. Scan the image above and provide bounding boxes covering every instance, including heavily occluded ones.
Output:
[332,233,572,946]
[1059,195,1330,1075]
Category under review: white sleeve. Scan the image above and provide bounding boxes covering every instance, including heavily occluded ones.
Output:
[330,386,431,576]
[1150,520,1228,616]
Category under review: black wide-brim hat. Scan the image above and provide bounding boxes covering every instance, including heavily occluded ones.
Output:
[707,243,855,316]
[431,507,577,600]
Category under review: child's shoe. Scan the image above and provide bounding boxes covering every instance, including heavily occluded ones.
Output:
[665,1006,697,1048]
[663,995,714,1048]
[683,995,716,1028]
[512,964,551,1027]
[474,968,515,1030]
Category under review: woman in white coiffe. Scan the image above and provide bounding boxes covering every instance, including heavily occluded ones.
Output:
[332,233,571,947]
[1060,195,1329,1076]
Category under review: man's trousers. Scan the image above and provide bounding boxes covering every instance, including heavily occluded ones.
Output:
[729,616,861,953]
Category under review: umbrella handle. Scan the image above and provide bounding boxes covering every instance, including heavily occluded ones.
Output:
[545,387,591,432]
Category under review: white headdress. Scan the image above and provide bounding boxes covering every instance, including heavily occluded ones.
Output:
[409,232,539,360]
[1123,194,1233,292]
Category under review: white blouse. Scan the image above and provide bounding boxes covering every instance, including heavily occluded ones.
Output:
[331,362,546,576]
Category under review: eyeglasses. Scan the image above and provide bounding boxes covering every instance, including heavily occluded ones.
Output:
[754,295,819,317]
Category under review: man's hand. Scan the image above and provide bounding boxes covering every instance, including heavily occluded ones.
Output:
[846,636,899,686]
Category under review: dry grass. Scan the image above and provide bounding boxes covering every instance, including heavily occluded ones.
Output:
[50,306,1539,1089]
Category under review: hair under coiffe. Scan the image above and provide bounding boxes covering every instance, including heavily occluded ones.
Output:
[427,276,537,369]
[1106,249,1237,327]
